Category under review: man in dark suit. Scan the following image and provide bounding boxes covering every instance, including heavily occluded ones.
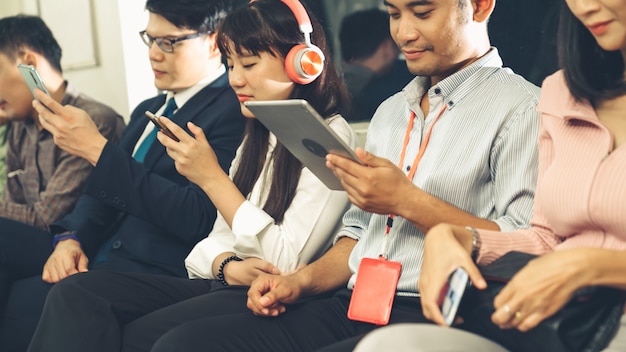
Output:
[0,0,245,350]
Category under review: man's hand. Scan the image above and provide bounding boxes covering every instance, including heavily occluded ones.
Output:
[32,89,107,165]
[41,239,89,283]
[326,148,419,216]
[223,257,281,287]
[247,273,306,317]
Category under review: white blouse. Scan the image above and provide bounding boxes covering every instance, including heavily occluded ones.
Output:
[185,115,355,278]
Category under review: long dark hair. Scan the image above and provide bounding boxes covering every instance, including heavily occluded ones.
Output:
[217,0,350,223]
[557,2,626,103]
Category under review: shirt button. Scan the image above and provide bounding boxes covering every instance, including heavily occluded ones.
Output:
[434,88,441,94]
[112,240,122,249]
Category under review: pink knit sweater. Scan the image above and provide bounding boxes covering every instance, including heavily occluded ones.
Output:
[477,70,626,264]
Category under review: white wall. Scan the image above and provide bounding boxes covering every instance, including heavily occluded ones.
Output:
[0,0,156,120]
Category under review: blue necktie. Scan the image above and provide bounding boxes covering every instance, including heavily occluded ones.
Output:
[134,97,178,162]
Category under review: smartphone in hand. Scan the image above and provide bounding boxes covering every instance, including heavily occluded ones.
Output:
[18,64,53,111]
[439,267,471,326]
[144,111,180,142]
[18,64,50,98]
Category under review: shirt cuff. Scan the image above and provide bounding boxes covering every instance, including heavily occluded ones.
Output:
[230,200,273,258]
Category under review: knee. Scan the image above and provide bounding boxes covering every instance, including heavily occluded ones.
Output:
[46,272,91,304]
[151,325,194,352]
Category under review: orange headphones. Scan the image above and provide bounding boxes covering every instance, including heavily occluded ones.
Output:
[252,0,325,84]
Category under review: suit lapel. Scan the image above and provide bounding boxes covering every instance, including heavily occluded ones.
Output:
[120,96,166,153]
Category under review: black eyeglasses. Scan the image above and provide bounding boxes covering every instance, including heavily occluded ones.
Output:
[139,30,205,53]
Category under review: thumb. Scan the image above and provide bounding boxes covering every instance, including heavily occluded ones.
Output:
[355,148,389,167]
[188,122,208,144]
[465,263,487,290]
[77,254,89,273]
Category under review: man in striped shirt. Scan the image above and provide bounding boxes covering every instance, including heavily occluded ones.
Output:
[144,0,540,350]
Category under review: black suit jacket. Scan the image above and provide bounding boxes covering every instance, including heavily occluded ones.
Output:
[51,74,246,277]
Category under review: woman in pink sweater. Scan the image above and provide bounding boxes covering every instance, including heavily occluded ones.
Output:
[354,0,626,351]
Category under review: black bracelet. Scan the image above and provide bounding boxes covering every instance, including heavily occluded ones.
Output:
[217,255,243,286]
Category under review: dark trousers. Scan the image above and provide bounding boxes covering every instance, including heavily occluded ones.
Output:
[27,270,430,352]
[0,217,186,352]
[0,217,54,352]
[27,271,238,352]
[150,290,429,352]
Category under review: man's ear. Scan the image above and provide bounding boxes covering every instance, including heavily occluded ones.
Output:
[472,0,495,23]
[17,48,38,67]
[206,32,221,59]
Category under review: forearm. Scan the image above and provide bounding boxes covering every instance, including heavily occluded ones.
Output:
[396,187,499,233]
[584,248,626,290]
[294,236,357,296]
[198,171,245,227]
[81,135,107,166]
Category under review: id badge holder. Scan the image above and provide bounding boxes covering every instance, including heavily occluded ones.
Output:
[347,256,402,325]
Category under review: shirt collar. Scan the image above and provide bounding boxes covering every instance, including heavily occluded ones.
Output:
[166,64,226,109]
[537,70,597,124]
[402,47,503,114]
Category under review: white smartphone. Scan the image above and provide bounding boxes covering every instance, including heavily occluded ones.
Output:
[17,64,50,99]
[440,267,471,326]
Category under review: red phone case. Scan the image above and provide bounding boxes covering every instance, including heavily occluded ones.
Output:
[347,257,402,325]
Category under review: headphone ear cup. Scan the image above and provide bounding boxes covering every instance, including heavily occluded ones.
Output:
[285,44,325,84]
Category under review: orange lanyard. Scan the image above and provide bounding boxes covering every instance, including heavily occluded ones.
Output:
[381,104,447,257]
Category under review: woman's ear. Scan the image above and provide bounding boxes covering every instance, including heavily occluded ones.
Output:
[472,0,496,23]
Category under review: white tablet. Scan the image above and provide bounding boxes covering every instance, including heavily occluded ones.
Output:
[244,99,359,190]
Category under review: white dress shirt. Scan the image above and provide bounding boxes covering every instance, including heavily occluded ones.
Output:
[185,115,355,278]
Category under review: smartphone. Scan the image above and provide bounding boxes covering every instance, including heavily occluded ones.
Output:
[439,267,471,326]
[144,111,180,142]
[17,64,50,99]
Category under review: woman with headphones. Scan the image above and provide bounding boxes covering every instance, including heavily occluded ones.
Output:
[27,1,353,351]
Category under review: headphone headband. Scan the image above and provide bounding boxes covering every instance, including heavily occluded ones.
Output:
[249,0,324,84]
[280,0,313,36]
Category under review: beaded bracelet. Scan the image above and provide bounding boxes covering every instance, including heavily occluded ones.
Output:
[217,255,243,286]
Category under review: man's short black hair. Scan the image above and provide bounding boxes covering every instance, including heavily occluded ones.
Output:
[145,0,232,33]
[0,15,62,73]
[339,8,391,62]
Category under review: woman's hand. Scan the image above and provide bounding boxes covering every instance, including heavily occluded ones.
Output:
[419,224,486,325]
[491,248,592,331]
[157,117,223,187]
[223,257,281,286]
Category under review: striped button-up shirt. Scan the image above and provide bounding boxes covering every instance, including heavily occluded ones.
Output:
[337,48,540,296]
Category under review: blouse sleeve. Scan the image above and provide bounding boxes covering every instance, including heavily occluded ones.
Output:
[477,110,563,264]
